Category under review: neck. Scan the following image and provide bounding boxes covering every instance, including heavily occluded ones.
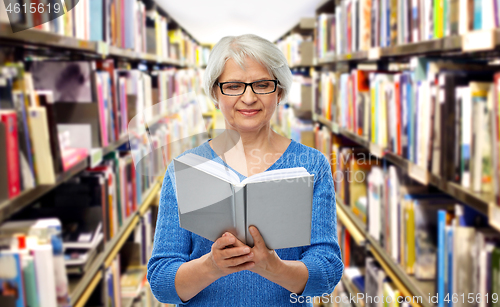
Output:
[221,123,276,155]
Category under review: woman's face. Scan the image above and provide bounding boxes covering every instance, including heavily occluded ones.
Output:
[216,57,280,132]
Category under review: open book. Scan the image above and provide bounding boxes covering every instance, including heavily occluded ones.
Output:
[173,153,314,250]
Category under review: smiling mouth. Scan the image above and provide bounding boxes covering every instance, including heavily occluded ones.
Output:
[238,110,260,116]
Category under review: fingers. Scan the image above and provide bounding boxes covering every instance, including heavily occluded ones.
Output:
[215,234,236,250]
[220,246,251,259]
[224,252,254,267]
[210,233,254,277]
[222,232,246,247]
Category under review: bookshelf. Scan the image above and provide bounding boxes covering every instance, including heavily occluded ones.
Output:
[0,135,130,223]
[327,125,495,215]
[275,18,316,68]
[0,22,189,66]
[337,198,433,307]
[340,275,365,307]
[314,32,500,64]
[0,1,209,306]
[311,83,496,307]
[69,179,161,307]
[278,0,500,305]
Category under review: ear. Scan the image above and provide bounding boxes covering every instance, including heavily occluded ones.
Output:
[277,87,284,104]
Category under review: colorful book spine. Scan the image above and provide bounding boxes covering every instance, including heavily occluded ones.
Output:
[437,210,446,307]
[96,73,109,147]
[89,0,104,41]
[0,252,26,307]
[0,111,21,198]
[474,0,483,29]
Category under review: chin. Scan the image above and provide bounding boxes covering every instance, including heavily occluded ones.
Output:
[231,120,270,132]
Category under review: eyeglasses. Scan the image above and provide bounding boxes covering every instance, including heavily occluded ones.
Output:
[218,80,278,96]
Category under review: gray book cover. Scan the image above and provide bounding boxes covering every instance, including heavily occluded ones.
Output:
[173,154,314,250]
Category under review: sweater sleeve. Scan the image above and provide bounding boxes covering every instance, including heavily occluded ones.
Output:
[298,154,344,297]
[147,163,191,305]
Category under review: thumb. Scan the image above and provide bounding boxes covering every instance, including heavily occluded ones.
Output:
[249,226,266,249]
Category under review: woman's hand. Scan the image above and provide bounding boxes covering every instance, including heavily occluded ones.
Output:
[205,232,255,279]
[247,226,284,277]
[246,225,309,294]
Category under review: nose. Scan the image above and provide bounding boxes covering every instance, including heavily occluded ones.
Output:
[241,84,257,105]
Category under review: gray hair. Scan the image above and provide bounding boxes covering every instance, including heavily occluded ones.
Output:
[203,34,293,105]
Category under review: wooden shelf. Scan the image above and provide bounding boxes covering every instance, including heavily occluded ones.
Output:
[69,178,162,307]
[316,30,500,64]
[0,23,190,67]
[0,136,130,223]
[73,270,103,307]
[336,201,365,245]
[313,114,495,215]
[337,199,434,307]
[0,158,87,223]
[340,276,365,307]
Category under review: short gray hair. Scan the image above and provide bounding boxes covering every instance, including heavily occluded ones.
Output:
[203,34,293,105]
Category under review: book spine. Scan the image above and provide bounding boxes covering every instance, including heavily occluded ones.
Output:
[494,76,500,205]
[233,184,247,245]
[22,255,40,307]
[406,199,415,274]
[474,0,483,29]
[446,226,454,307]
[395,76,402,155]
[33,244,57,307]
[1,112,21,198]
[89,0,104,41]
[492,247,500,307]
[131,162,137,212]
[28,107,56,185]
[437,210,446,307]
[38,92,63,175]
[95,72,109,147]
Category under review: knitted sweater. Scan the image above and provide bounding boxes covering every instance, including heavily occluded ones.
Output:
[147,139,344,306]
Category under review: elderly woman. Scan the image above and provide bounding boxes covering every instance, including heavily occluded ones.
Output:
[147,34,343,306]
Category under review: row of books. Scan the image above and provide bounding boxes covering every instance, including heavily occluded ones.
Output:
[271,104,315,143]
[336,225,410,307]
[313,58,500,198]
[59,150,155,247]
[272,70,314,139]
[106,210,157,307]
[314,125,333,163]
[314,0,500,57]
[329,140,500,307]
[276,33,313,67]
[0,82,203,305]
[0,60,207,204]
[0,203,157,307]
[289,70,314,113]
[0,0,210,66]
[0,218,71,307]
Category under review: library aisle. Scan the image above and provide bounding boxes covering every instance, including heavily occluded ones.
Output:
[0,0,500,306]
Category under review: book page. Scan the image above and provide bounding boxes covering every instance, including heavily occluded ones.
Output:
[176,153,240,184]
[241,167,310,184]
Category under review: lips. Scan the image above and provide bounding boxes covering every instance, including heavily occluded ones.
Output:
[238,109,260,116]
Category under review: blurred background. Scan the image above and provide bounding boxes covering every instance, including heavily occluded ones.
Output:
[0,0,500,306]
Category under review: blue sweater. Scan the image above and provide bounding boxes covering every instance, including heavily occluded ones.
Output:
[147,139,344,306]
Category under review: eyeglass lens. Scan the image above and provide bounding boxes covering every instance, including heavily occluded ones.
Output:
[221,81,276,95]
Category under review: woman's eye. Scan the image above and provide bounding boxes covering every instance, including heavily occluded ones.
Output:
[226,84,242,90]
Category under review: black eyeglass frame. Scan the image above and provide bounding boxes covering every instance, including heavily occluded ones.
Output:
[217,79,279,96]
